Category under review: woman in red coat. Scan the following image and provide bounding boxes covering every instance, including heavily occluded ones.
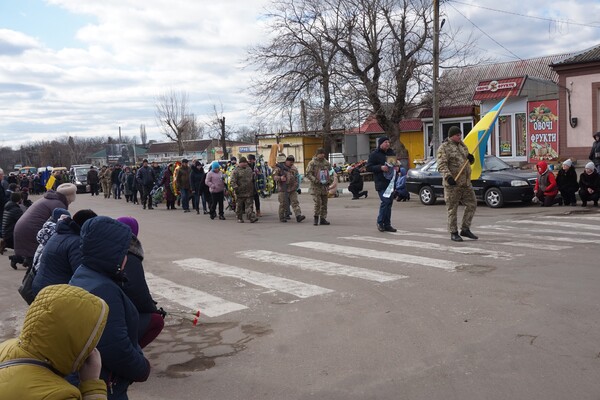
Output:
[534,161,561,207]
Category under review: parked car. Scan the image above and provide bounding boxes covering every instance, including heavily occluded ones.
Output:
[406,155,537,208]
[69,164,93,193]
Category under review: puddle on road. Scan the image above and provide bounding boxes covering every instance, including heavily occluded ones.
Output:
[145,319,273,378]
[455,264,496,275]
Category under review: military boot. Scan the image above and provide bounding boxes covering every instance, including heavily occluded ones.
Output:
[313,216,319,226]
[319,217,330,225]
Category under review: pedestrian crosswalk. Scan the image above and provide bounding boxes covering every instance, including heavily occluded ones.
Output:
[151,212,599,318]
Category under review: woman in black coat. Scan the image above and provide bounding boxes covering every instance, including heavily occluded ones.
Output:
[556,159,579,206]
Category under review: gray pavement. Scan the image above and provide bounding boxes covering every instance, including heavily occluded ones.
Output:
[1,185,599,400]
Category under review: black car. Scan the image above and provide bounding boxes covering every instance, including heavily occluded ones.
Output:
[406,155,537,208]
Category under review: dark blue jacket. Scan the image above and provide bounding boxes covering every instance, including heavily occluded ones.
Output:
[32,218,82,297]
[366,146,396,192]
[122,235,157,314]
[69,217,149,399]
[189,164,205,192]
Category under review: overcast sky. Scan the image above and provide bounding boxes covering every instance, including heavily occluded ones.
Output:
[0,0,598,149]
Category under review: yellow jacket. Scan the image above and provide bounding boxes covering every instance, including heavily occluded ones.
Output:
[0,284,109,400]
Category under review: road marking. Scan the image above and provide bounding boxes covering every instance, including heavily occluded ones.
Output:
[424,227,572,250]
[499,219,600,232]
[237,250,407,282]
[145,272,247,318]
[476,225,600,238]
[551,215,600,221]
[469,228,598,244]
[173,258,334,298]
[341,235,509,259]
[290,242,461,271]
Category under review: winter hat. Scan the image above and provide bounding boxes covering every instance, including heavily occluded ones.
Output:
[117,216,139,237]
[230,156,237,163]
[211,161,221,170]
[56,183,77,204]
[248,154,256,161]
[286,155,295,162]
[52,207,70,222]
[315,148,326,155]
[448,126,462,137]
[73,209,98,228]
[181,158,189,164]
[562,159,573,167]
[594,132,600,139]
[276,153,287,163]
[378,136,390,147]
[585,161,595,170]
[238,156,248,164]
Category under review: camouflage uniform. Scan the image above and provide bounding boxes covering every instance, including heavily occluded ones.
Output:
[305,156,333,219]
[436,139,477,233]
[230,164,256,221]
[273,162,302,220]
[101,167,112,198]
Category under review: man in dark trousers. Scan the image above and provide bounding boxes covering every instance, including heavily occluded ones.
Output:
[136,159,156,210]
[366,137,397,232]
[87,166,100,196]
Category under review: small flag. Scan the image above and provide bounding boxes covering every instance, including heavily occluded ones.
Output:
[45,175,56,191]
[463,94,510,180]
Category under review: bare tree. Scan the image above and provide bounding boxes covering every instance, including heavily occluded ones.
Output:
[247,0,358,151]
[155,90,197,156]
[140,124,147,146]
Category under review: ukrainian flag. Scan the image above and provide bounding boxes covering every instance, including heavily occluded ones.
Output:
[463,95,510,180]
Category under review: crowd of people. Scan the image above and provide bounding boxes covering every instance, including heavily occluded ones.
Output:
[0,178,163,399]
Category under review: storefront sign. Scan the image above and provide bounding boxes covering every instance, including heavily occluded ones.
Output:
[527,100,559,162]
[475,80,518,93]
[239,146,257,153]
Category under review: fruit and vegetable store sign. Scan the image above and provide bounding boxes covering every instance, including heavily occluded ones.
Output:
[527,100,559,163]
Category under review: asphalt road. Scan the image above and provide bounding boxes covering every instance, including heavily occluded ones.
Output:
[1,186,599,400]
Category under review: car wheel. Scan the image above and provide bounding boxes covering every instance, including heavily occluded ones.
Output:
[484,187,504,208]
[419,185,436,205]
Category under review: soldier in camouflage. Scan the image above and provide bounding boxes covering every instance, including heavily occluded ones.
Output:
[436,126,478,242]
[305,148,333,226]
[230,157,258,223]
[273,155,306,223]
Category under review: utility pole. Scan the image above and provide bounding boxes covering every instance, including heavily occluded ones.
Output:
[220,117,228,160]
[432,0,440,157]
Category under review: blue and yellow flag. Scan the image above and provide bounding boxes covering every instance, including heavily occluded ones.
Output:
[463,95,510,179]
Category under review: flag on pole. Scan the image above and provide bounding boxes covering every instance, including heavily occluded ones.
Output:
[463,95,510,180]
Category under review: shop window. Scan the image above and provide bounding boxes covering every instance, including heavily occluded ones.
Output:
[498,115,512,157]
[515,113,527,157]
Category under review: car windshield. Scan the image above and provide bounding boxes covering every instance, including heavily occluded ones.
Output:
[483,156,513,171]
[75,168,90,178]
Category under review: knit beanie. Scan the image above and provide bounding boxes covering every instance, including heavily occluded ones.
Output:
[52,208,70,222]
[562,159,572,168]
[238,156,248,164]
[56,183,77,204]
[73,209,98,228]
[378,136,390,147]
[211,161,221,170]
[116,216,139,237]
[585,161,595,170]
[448,126,462,137]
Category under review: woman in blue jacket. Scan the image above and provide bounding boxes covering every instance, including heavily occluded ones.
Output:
[70,216,150,400]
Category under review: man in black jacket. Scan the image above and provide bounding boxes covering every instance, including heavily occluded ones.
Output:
[366,136,398,232]
[136,159,156,210]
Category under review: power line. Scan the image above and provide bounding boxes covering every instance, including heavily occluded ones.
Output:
[449,0,600,28]
[446,2,522,61]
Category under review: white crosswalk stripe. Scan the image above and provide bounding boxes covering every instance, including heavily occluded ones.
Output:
[477,224,600,238]
[341,235,511,259]
[425,227,572,250]
[500,219,600,232]
[173,258,334,298]
[145,272,247,318]
[290,241,463,271]
[472,229,600,244]
[237,249,408,282]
